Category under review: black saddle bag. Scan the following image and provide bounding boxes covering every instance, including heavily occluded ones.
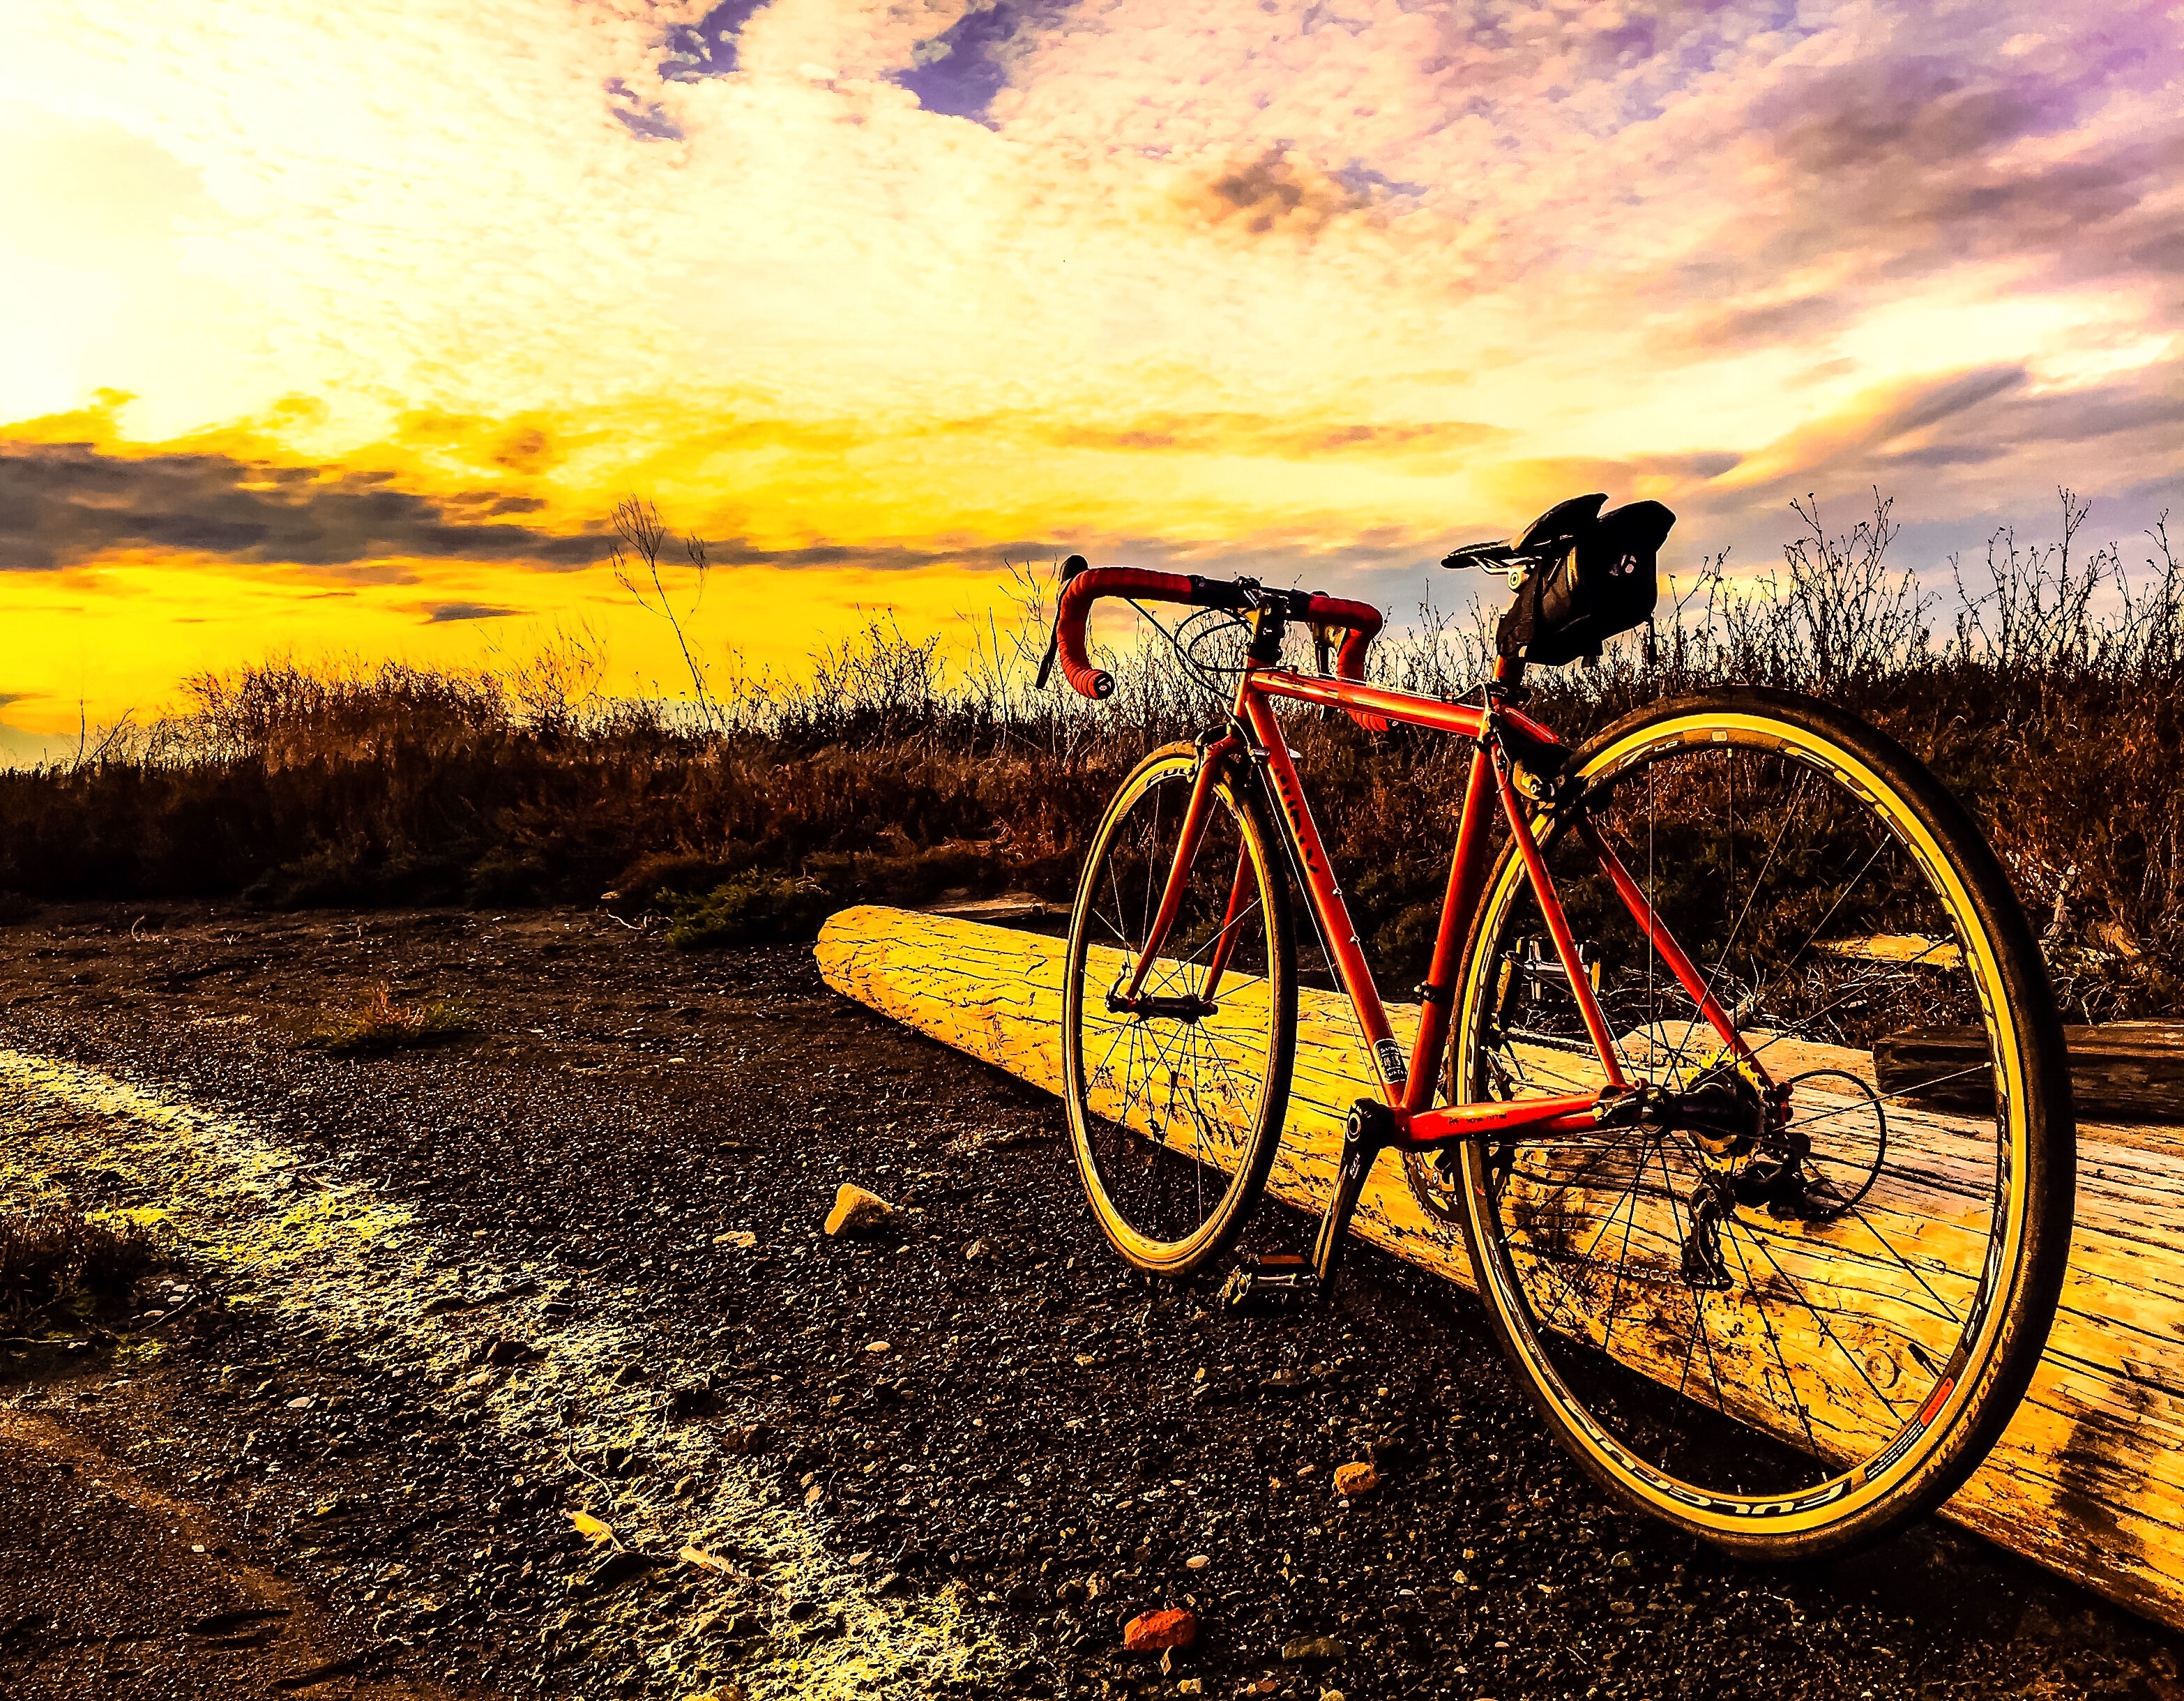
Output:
[1495,500,1676,666]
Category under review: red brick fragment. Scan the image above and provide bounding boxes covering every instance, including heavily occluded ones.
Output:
[1123,1608,1198,1651]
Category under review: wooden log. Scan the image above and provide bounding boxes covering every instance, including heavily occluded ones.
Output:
[1878,1021,2184,1124]
[817,902,2184,1631]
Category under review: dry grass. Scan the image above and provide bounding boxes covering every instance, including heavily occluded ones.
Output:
[0,490,2176,1019]
[0,1205,153,1327]
[304,984,480,1056]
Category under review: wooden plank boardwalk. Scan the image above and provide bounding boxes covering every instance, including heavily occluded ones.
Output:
[817,903,2184,1630]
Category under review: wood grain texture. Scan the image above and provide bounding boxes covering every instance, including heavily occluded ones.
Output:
[817,904,2184,1630]
[1877,1021,2184,1123]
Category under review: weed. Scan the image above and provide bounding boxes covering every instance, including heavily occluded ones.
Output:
[0,1205,154,1322]
[304,984,480,1055]
[662,875,835,949]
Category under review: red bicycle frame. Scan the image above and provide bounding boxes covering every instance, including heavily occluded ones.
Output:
[1136,653,1772,1154]
[1045,563,1776,1290]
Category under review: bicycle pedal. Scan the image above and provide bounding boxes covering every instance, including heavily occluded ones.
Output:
[1218,1262,1321,1312]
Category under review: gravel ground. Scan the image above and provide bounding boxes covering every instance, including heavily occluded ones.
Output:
[1,901,2181,1701]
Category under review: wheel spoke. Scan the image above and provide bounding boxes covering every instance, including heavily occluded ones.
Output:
[1454,716,2036,1522]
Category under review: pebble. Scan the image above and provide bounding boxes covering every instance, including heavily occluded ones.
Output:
[1122,1607,1198,1651]
[962,1238,990,1261]
[1332,1460,1379,1497]
[1184,1554,1211,1570]
[1282,1635,1349,1663]
[864,1340,890,1354]
[824,1184,895,1237]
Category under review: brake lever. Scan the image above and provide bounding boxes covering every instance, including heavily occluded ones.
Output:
[1034,554,1090,690]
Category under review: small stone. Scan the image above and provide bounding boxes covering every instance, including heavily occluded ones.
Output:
[1281,1635,1349,1663]
[963,1238,990,1262]
[1319,1691,1347,1701]
[1609,1550,1634,1569]
[1609,1598,1636,1616]
[825,1185,896,1238]
[713,1231,757,1249]
[848,1550,871,1568]
[672,1474,699,1499]
[1177,1681,1204,1697]
[864,1340,890,1355]
[1184,1554,1211,1571]
[803,1485,824,1506]
[285,1396,313,1411]
[1294,1463,1317,1478]
[1332,1461,1379,1497]
[1121,1607,1197,1651]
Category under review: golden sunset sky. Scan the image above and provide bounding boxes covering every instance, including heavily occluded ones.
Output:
[3,1,2180,756]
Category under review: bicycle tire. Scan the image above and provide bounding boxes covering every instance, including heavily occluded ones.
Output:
[1448,686,2073,1558]
[1063,743,1298,1275]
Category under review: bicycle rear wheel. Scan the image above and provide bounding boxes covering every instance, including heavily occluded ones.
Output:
[1446,686,2072,1557]
[1063,743,1296,1275]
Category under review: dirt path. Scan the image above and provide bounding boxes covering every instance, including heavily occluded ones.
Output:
[1,902,2180,1701]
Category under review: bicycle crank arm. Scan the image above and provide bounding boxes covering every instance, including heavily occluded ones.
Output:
[1220,1096,1399,1312]
[1312,1098,1400,1287]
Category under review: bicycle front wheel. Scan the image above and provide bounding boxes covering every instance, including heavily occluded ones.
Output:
[1063,743,1296,1275]
[1447,686,2072,1558]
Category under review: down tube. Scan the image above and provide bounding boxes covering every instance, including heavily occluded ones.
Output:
[1240,690,1406,1105]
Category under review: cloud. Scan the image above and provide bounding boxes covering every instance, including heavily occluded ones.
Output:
[1043,413,1506,460]
[421,601,523,623]
[0,0,2178,729]
[0,441,610,573]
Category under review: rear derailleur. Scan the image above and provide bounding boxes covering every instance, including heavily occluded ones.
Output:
[1644,1061,1836,1292]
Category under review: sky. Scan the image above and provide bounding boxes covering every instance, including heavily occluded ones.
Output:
[2,0,2180,754]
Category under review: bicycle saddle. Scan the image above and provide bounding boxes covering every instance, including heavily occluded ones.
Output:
[1439,492,1608,568]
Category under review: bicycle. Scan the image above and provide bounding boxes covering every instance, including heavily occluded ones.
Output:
[1035,492,2074,1559]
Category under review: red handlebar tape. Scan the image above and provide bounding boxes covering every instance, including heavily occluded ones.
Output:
[1053,567,1193,700]
[1052,567,1386,729]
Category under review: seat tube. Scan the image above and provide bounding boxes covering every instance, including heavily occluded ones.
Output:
[1404,736,1499,1112]
[1406,656,1525,1112]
